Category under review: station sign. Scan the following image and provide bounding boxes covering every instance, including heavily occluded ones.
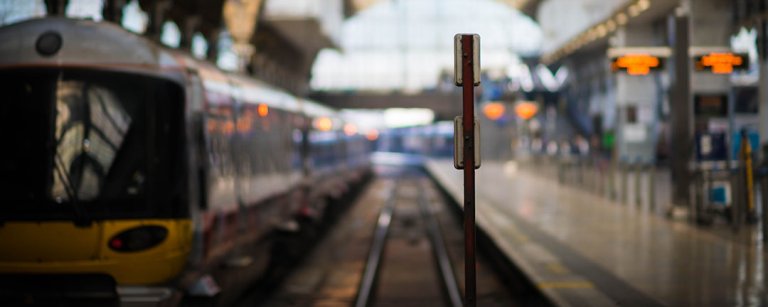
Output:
[454,34,480,86]
[607,47,670,76]
[694,52,748,74]
[610,54,663,75]
[482,102,506,121]
[514,101,538,120]
[693,94,728,117]
[453,116,480,169]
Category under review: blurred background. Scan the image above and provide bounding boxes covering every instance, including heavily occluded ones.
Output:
[2,0,768,306]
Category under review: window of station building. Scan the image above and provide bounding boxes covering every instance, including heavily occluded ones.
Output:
[65,0,103,21]
[0,0,45,26]
[733,87,758,114]
[625,105,638,124]
[694,94,728,117]
[160,21,181,48]
[121,0,148,34]
[192,33,209,59]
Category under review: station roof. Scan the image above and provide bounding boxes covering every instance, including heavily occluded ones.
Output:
[310,0,543,92]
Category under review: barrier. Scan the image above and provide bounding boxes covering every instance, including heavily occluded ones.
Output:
[517,154,664,214]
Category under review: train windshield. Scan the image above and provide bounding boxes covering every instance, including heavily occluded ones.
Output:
[0,68,186,220]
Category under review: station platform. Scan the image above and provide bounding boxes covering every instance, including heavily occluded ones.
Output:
[427,159,767,306]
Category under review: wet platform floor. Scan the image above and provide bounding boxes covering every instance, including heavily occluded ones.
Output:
[428,159,768,306]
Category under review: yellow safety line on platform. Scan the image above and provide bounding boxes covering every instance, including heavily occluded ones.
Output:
[546,262,570,274]
[537,280,594,289]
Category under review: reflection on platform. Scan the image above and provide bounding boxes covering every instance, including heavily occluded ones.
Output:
[429,159,767,306]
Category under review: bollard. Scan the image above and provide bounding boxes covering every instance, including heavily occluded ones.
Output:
[609,163,618,201]
[596,161,602,195]
[635,162,643,208]
[648,165,656,212]
[740,131,756,223]
[602,166,615,200]
[761,145,768,242]
[601,161,608,197]
[692,170,703,224]
[762,173,768,242]
[589,160,597,194]
[621,163,628,205]
[731,167,742,231]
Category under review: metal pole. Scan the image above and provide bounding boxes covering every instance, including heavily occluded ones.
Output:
[460,34,476,307]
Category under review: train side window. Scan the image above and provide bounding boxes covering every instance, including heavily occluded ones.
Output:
[194,114,209,210]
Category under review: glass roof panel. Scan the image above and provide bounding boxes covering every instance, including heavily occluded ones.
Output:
[311,0,543,92]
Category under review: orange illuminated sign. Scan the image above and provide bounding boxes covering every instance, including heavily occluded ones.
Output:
[257,103,269,117]
[366,129,379,141]
[514,102,538,120]
[343,123,358,136]
[695,53,747,74]
[482,103,506,121]
[611,54,662,75]
[313,117,334,131]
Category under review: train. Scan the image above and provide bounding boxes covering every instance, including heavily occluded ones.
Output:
[0,17,371,306]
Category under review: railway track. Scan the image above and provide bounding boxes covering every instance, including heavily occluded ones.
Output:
[249,165,519,307]
[354,176,462,307]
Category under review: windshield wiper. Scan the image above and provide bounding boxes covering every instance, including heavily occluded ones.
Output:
[54,153,92,227]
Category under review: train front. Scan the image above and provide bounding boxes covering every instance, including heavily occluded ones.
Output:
[0,18,192,305]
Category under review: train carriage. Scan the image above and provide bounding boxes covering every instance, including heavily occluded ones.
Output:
[0,17,370,306]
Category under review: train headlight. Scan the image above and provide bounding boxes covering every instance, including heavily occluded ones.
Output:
[109,226,168,252]
[36,31,63,57]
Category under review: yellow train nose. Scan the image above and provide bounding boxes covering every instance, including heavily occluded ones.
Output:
[0,219,192,285]
[0,222,104,262]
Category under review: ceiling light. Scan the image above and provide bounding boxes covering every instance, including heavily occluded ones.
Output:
[616,13,628,25]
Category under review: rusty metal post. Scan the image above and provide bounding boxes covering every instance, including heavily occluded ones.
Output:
[460,34,477,307]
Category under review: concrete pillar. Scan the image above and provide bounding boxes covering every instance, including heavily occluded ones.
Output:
[759,19,768,156]
[612,23,659,164]
[102,0,126,23]
[669,0,733,207]
[669,8,692,207]
[139,0,171,42]
[689,0,732,104]
[205,30,221,61]
[177,16,201,51]
[44,0,69,16]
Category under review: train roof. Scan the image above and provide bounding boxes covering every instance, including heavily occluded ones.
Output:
[302,99,338,118]
[0,17,341,117]
[0,17,182,75]
[227,73,302,113]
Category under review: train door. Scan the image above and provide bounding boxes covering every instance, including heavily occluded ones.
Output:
[185,68,208,267]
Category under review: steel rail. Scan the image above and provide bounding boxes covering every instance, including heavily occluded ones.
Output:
[418,181,463,307]
[354,183,397,307]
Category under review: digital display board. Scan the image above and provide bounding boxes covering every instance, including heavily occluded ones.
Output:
[514,102,538,120]
[734,87,758,114]
[610,54,664,75]
[694,53,748,74]
[694,94,728,117]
